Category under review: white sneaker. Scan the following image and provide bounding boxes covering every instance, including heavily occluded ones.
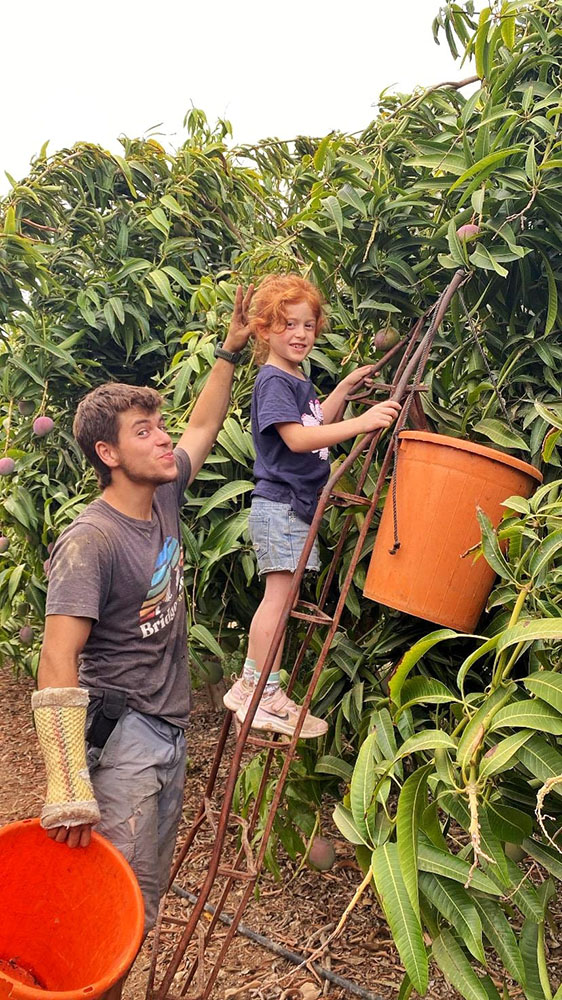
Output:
[223,677,254,713]
[236,687,328,739]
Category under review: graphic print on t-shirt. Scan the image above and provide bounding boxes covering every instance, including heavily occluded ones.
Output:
[301,399,329,461]
[139,536,182,636]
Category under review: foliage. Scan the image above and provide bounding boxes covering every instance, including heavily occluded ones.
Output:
[1,1,562,995]
[333,479,562,998]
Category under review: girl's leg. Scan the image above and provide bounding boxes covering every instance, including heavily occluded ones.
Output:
[247,570,295,683]
[238,570,327,739]
[223,573,293,715]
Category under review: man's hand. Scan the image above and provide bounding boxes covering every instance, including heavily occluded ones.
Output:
[222,284,255,354]
[47,823,93,848]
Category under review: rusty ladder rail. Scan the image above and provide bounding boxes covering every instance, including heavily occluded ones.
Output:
[147,270,467,999]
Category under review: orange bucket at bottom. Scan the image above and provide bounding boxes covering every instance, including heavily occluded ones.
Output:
[0,818,144,1000]
[363,432,542,633]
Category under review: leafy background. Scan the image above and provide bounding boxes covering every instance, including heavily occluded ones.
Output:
[1,2,562,997]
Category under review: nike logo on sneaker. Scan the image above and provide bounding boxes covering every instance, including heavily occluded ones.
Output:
[261,709,290,720]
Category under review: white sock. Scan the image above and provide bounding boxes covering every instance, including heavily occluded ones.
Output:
[243,658,256,684]
[260,671,280,697]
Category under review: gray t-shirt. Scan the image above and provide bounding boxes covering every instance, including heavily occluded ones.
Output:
[45,448,192,728]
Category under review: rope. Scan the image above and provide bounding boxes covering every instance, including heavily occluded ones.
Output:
[457,287,515,431]
[388,327,436,555]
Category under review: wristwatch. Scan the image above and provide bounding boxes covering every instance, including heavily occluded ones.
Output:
[214,341,242,365]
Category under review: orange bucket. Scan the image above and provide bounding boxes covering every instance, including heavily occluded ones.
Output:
[0,819,144,999]
[363,432,542,632]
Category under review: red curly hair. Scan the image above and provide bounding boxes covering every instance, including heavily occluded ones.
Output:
[250,274,327,364]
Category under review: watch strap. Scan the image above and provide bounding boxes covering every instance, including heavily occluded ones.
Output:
[214,341,242,365]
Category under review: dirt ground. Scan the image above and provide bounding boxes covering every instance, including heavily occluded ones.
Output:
[2,667,562,1000]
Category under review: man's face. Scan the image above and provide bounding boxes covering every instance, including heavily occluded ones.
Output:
[107,407,178,486]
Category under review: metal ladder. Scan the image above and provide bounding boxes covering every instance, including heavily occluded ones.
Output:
[147,270,466,999]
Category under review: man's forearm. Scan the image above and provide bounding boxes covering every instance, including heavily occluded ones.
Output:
[186,357,235,436]
[38,651,80,690]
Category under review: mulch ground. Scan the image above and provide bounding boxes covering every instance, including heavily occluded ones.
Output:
[2,667,562,1000]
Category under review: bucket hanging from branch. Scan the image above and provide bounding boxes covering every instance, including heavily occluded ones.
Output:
[363,431,542,632]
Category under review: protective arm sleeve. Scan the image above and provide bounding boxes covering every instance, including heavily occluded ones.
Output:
[32,687,101,829]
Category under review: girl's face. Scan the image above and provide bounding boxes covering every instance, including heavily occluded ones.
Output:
[264,300,317,375]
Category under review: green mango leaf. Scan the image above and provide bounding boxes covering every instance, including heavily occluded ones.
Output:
[479,806,509,883]
[491,698,562,735]
[520,919,548,1000]
[396,677,459,716]
[396,764,431,917]
[479,731,533,779]
[197,480,254,518]
[189,623,223,659]
[501,12,516,48]
[332,803,369,846]
[534,400,562,432]
[472,896,526,985]
[432,929,497,1000]
[457,684,517,771]
[457,634,500,694]
[418,837,502,895]
[372,843,428,994]
[371,708,398,763]
[496,619,562,655]
[449,146,525,192]
[473,418,530,452]
[323,195,343,238]
[525,670,562,715]
[485,858,544,922]
[518,735,562,798]
[542,427,561,463]
[350,731,379,845]
[523,838,562,882]
[148,268,176,305]
[420,873,485,963]
[315,755,353,782]
[388,629,460,703]
[397,730,457,760]
[528,530,562,580]
[476,507,515,580]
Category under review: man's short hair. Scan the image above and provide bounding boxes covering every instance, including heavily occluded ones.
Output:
[73,383,163,489]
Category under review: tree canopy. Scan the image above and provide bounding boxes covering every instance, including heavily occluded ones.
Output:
[1,3,562,996]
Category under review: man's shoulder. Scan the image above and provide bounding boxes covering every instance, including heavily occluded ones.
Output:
[56,500,118,548]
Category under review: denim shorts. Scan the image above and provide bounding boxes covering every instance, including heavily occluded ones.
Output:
[87,708,186,934]
[248,497,320,574]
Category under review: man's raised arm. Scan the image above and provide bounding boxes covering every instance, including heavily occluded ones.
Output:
[177,284,254,483]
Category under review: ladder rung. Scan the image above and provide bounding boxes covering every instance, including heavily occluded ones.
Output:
[217,865,256,880]
[246,734,293,750]
[290,601,333,625]
[330,490,371,508]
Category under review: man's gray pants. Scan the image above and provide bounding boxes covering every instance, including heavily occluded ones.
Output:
[87,708,186,934]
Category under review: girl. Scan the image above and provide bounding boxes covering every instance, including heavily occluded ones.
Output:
[224,274,400,737]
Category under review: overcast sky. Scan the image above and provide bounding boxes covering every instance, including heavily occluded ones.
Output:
[1,1,474,194]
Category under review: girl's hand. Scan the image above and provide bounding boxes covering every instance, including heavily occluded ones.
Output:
[223,284,255,353]
[357,399,401,433]
[339,364,377,393]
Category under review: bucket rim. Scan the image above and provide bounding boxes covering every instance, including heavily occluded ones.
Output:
[0,817,144,1000]
[398,431,543,482]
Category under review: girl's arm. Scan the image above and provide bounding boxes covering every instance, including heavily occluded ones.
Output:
[277,399,401,453]
[321,365,376,424]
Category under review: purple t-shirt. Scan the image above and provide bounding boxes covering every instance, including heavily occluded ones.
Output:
[251,365,330,524]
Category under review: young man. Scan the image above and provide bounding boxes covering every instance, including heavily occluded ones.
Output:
[32,286,254,1000]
